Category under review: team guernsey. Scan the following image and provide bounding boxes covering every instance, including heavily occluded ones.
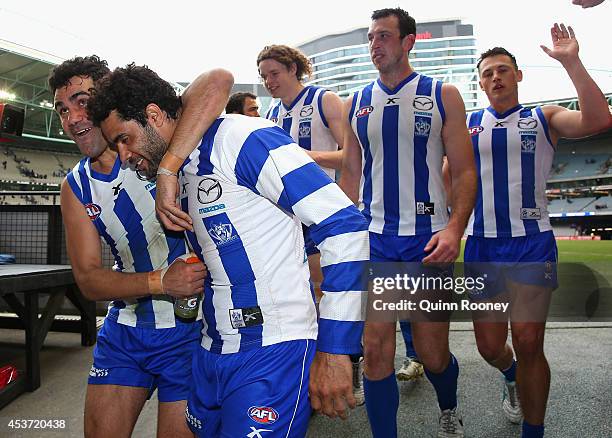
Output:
[265,85,338,179]
[466,105,555,238]
[66,156,189,328]
[348,73,449,236]
[179,114,368,355]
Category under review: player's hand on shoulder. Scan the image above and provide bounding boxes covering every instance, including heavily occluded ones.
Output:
[162,255,206,298]
[309,352,355,419]
[155,173,194,232]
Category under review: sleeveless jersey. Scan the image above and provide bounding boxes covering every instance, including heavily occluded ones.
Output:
[179,114,368,355]
[348,73,449,236]
[265,85,338,179]
[466,105,554,238]
[66,156,189,328]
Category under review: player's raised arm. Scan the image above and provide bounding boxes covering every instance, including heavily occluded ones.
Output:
[155,68,233,231]
[307,91,345,169]
[338,95,363,205]
[423,84,476,263]
[540,23,612,141]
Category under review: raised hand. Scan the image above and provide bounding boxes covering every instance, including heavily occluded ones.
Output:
[572,0,605,8]
[540,23,579,64]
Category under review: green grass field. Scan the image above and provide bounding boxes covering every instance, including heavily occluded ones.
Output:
[458,239,612,263]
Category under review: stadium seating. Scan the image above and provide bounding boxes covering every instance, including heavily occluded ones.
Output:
[1,146,79,186]
[550,153,611,180]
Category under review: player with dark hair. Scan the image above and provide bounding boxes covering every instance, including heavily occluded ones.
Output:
[88,63,369,437]
[51,55,232,438]
[225,92,260,117]
[340,7,477,437]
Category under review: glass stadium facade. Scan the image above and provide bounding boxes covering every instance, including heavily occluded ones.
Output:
[298,19,479,109]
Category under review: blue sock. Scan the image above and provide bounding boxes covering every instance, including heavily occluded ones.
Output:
[424,353,459,411]
[501,359,517,382]
[364,372,398,438]
[522,421,544,438]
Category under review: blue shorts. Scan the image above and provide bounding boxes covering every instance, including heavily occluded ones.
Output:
[369,232,432,262]
[464,231,558,299]
[303,225,320,257]
[186,339,315,438]
[88,318,201,402]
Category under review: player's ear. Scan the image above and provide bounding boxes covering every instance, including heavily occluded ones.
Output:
[516,69,523,83]
[403,34,416,53]
[145,104,164,127]
[478,79,484,91]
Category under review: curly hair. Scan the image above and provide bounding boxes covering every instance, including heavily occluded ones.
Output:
[477,47,519,71]
[257,45,312,81]
[88,64,181,127]
[48,55,110,93]
[371,7,416,38]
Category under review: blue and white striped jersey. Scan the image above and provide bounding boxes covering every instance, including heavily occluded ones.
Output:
[67,156,189,328]
[466,105,554,238]
[179,114,368,355]
[348,73,449,236]
[265,85,338,179]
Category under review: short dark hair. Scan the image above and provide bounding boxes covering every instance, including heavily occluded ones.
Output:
[88,64,181,127]
[226,92,257,114]
[257,45,312,81]
[371,7,416,38]
[477,47,519,71]
[48,55,110,94]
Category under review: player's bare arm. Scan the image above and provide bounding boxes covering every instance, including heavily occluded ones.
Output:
[61,179,206,301]
[338,96,362,204]
[540,23,612,142]
[423,84,476,263]
[306,91,345,169]
[156,68,234,232]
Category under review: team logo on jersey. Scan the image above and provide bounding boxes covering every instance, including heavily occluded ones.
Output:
[84,203,102,221]
[197,177,222,204]
[521,135,537,153]
[207,223,238,245]
[356,106,374,118]
[518,117,538,130]
[416,202,435,215]
[413,96,434,111]
[230,306,264,329]
[248,406,279,424]
[300,105,314,117]
[298,121,311,138]
[520,207,541,220]
[414,116,432,137]
[469,126,484,136]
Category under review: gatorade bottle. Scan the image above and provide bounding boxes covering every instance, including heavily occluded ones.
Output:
[173,255,202,323]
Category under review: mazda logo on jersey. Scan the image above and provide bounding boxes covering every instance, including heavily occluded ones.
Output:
[84,203,101,221]
[469,126,484,136]
[300,105,314,117]
[518,117,538,129]
[413,96,434,111]
[356,105,374,118]
[248,406,278,424]
[197,178,222,204]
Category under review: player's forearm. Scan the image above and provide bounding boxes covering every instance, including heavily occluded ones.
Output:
[447,169,476,236]
[162,69,233,171]
[73,267,152,301]
[338,169,360,205]
[307,149,343,170]
[563,58,612,133]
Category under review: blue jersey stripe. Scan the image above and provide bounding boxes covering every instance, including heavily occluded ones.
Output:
[297,87,318,150]
[356,84,374,226]
[282,115,293,134]
[491,128,511,235]
[281,162,333,204]
[469,110,485,235]
[148,187,187,263]
[348,92,358,124]
[66,170,84,203]
[435,80,445,123]
[235,126,291,192]
[96,217,124,271]
[414,75,434,234]
[321,260,367,292]
[308,206,369,246]
[317,319,363,355]
[203,282,222,353]
[520,108,540,235]
[535,106,554,149]
[196,119,224,176]
[382,104,400,234]
[202,213,262,350]
[113,190,154,273]
[78,160,93,204]
[317,89,329,128]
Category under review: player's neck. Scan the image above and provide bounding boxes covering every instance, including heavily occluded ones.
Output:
[378,63,415,91]
[90,147,117,174]
[489,95,521,116]
[281,83,305,107]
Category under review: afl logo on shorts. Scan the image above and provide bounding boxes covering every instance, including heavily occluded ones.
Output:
[248,406,279,424]
[356,106,374,118]
[469,126,484,136]
[84,203,101,220]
